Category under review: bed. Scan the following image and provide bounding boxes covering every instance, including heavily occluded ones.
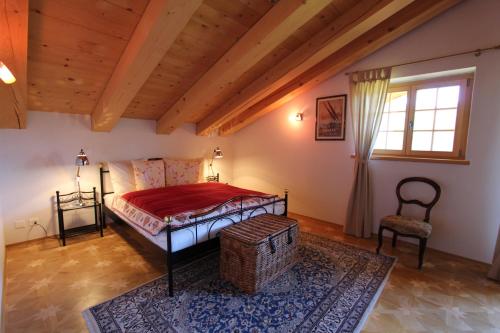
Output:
[99,160,288,296]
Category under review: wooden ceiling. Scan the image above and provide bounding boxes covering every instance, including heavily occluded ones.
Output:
[0,0,461,133]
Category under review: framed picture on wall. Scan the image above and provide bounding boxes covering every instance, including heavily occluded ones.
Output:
[315,94,347,141]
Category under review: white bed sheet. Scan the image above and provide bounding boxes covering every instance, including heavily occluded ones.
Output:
[104,194,285,252]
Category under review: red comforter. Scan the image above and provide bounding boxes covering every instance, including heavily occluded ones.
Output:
[121,182,271,219]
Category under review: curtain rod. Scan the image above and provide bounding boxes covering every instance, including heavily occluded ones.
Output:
[345,44,500,76]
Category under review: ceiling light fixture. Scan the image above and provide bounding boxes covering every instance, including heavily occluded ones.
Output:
[0,61,16,84]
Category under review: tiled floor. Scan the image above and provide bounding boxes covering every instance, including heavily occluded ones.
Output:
[4,214,500,332]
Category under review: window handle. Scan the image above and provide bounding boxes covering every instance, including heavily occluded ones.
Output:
[409,120,414,130]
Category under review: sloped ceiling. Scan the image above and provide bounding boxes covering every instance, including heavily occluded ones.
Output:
[0,0,461,132]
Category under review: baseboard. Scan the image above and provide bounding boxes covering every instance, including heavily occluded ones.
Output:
[5,235,57,249]
[289,211,491,266]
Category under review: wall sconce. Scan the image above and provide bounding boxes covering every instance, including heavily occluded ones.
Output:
[294,112,304,121]
[0,61,16,84]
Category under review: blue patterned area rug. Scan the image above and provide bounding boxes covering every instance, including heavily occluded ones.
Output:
[83,233,395,333]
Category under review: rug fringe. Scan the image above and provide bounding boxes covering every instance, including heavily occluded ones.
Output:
[82,309,101,333]
[353,256,398,333]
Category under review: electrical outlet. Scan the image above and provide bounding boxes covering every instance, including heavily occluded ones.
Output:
[28,217,39,226]
[15,220,26,229]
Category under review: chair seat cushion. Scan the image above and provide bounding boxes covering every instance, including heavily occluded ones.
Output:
[380,215,432,238]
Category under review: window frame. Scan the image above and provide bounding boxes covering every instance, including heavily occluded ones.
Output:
[372,74,473,162]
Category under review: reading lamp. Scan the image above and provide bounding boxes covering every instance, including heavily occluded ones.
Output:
[209,147,223,178]
[75,148,89,206]
[0,61,16,84]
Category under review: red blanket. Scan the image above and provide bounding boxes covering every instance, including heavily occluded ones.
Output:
[121,182,271,219]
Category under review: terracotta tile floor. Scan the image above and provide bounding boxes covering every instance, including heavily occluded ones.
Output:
[4,214,500,333]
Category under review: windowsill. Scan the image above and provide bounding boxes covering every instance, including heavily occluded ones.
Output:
[349,154,470,165]
[371,155,470,165]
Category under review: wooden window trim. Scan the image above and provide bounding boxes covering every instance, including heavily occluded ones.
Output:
[373,73,473,164]
[370,155,470,165]
[350,154,470,165]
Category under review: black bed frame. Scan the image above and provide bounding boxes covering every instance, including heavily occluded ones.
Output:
[99,165,288,296]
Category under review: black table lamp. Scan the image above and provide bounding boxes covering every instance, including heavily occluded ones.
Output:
[209,147,223,178]
[75,148,89,206]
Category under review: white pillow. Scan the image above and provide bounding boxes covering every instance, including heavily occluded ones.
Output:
[108,160,136,195]
[131,159,166,190]
[164,158,203,186]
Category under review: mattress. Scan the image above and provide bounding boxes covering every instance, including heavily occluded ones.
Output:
[104,185,285,252]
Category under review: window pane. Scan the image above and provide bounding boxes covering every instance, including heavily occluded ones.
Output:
[434,109,457,130]
[374,132,387,150]
[432,131,455,152]
[437,85,460,109]
[379,113,389,131]
[389,91,407,112]
[414,111,434,130]
[412,131,433,151]
[388,112,406,131]
[386,132,404,150]
[416,88,437,110]
[383,98,390,113]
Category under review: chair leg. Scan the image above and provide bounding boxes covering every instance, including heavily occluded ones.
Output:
[392,233,398,248]
[376,226,384,254]
[418,238,427,270]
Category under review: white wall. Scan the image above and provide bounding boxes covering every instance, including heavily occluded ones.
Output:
[0,112,232,245]
[231,0,500,263]
[0,202,4,331]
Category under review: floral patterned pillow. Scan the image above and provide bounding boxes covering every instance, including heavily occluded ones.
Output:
[131,159,166,190]
[164,158,202,186]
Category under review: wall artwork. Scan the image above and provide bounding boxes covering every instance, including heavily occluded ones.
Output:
[315,94,347,141]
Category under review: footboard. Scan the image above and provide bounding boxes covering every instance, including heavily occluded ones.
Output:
[168,192,287,229]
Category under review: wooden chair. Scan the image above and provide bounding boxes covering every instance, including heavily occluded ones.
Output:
[376,177,441,269]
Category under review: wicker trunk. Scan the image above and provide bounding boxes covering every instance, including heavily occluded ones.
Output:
[220,214,299,294]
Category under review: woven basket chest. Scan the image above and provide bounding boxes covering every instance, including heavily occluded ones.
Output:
[220,214,299,293]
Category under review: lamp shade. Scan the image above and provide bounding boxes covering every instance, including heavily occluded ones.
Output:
[213,147,223,159]
[75,148,89,166]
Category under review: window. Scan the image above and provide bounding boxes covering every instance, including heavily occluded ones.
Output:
[373,74,473,162]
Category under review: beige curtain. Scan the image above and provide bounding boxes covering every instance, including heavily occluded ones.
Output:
[344,68,391,238]
[488,227,500,281]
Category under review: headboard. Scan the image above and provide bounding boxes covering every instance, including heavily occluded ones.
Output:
[99,158,219,208]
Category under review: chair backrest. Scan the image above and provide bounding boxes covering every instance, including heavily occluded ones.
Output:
[396,177,441,222]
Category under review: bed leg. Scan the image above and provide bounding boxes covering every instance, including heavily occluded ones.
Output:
[166,219,174,297]
[284,189,289,217]
[99,166,107,228]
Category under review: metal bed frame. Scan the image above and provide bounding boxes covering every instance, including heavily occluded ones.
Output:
[99,165,288,296]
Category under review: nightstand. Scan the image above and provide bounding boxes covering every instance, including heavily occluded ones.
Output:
[205,173,220,182]
[56,187,103,246]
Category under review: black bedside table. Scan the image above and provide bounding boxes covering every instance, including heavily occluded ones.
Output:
[205,173,220,182]
[56,187,103,246]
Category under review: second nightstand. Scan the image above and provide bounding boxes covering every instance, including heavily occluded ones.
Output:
[56,187,103,246]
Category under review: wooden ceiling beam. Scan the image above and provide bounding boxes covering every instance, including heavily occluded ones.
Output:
[91,0,202,132]
[219,0,461,136]
[196,0,417,136]
[0,0,28,129]
[156,0,333,134]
